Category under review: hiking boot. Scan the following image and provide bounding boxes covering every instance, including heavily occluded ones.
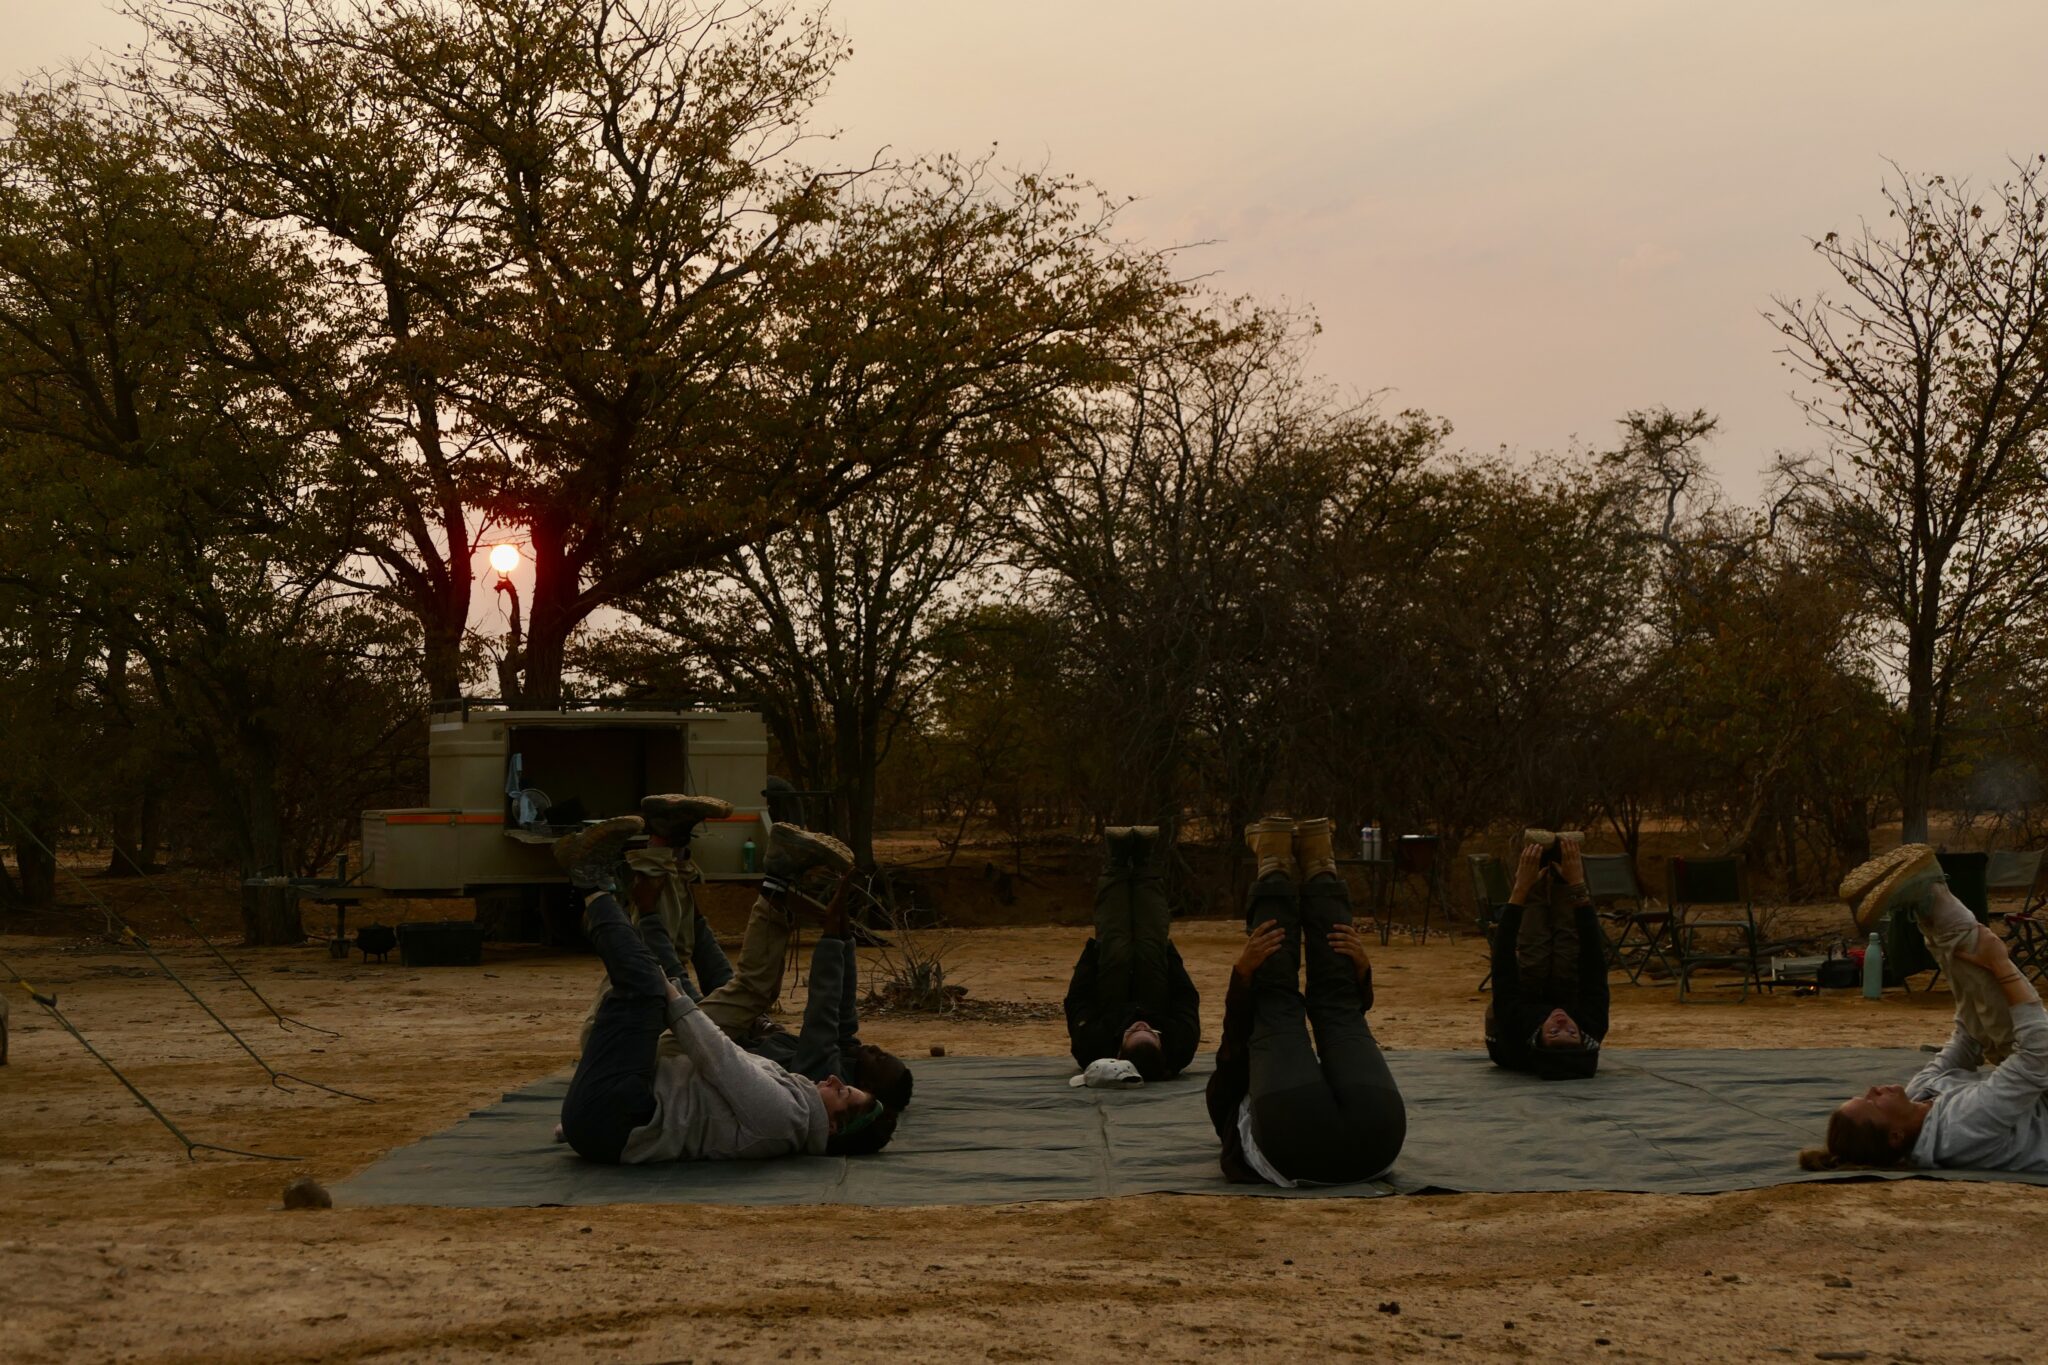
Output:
[1293,816,1337,881]
[1104,825,1160,873]
[552,815,645,892]
[763,822,854,891]
[1841,844,1938,931]
[640,793,734,844]
[1245,814,1297,881]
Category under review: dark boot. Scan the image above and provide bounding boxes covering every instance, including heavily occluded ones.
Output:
[1104,825,1160,874]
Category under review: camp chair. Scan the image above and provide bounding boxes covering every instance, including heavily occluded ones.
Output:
[1467,855,1508,989]
[1665,856,1764,1003]
[1582,853,1674,985]
[1994,850,2048,981]
[1987,849,2045,918]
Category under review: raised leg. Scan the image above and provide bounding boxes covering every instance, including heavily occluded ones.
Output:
[560,892,667,1162]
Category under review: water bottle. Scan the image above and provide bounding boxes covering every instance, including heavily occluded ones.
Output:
[1862,931,1884,999]
[741,838,757,874]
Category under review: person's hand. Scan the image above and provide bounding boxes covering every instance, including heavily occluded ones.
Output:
[1509,843,1544,903]
[1558,835,1585,887]
[1234,920,1286,980]
[1327,922,1371,981]
[1953,925,2015,972]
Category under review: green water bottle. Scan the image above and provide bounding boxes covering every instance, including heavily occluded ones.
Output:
[741,838,757,874]
[1862,931,1884,999]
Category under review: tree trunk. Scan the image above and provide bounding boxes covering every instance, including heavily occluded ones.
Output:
[519,512,576,706]
[137,785,164,870]
[240,878,304,946]
[15,826,57,908]
[422,614,469,703]
[1899,561,1943,844]
[1900,685,1936,845]
[837,721,878,869]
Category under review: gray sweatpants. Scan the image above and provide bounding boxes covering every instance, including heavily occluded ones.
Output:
[1919,884,2014,1064]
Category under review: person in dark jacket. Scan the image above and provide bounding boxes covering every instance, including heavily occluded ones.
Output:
[1485,832,1609,1079]
[1063,826,1201,1081]
[1205,815,1406,1186]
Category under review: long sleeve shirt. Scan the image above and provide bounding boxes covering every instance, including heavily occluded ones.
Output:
[1908,1001,2048,1173]
[1063,940,1202,1078]
[618,994,830,1164]
[1486,895,1609,1077]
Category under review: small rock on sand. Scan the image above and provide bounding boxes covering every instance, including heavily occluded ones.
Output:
[282,1176,331,1210]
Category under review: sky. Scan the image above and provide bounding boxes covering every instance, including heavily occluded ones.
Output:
[15,0,2048,511]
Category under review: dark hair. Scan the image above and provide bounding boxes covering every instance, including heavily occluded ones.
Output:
[853,1044,914,1111]
[1120,1035,1171,1083]
[825,1099,898,1156]
[1798,1106,1913,1171]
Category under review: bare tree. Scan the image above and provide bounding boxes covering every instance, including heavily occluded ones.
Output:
[1771,161,2048,842]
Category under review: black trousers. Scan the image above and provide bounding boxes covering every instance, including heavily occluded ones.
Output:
[559,892,683,1163]
[1245,872,1406,1183]
[1093,863,1173,1021]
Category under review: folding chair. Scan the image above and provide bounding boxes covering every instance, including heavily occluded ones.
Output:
[1582,853,1674,985]
[1665,856,1764,1003]
[1993,850,2048,981]
[1987,849,2045,918]
[1466,855,1508,990]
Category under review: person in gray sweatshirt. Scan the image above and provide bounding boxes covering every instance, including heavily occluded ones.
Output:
[554,816,896,1165]
[1802,903,2048,1173]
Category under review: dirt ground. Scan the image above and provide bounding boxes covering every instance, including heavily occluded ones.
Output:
[4,875,2046,1363]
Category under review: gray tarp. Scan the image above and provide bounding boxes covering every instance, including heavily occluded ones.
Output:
[334,1048,2048,1208]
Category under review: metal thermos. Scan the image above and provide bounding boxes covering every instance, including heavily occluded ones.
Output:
[1862,931,1884,999]
[741,838,757,874]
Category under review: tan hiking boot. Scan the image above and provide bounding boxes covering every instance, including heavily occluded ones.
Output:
[1293,816,1337,880]
[764,822,854,889]
[640,793,734,843]
[1843,844,1938,931]
[552,815,646,892]
[1245,814,1298,880]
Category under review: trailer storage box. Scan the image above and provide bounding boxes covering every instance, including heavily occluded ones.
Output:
[398,919,486,967]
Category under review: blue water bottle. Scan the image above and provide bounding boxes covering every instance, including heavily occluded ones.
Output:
[1862,931,1884,999]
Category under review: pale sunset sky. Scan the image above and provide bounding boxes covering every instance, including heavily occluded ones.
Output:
[14,0,2048,502]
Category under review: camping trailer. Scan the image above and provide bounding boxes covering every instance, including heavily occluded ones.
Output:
[304,701,768,934]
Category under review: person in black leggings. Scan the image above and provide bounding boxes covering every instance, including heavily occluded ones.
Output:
[1206,815,1407,1185]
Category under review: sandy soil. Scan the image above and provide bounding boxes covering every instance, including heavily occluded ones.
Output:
[4,894,2045,1363]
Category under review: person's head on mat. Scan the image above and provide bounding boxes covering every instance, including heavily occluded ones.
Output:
[1801,1083,1927,1170]
[818,1074,898,1155]
[1118,1019,1171,1081]
[852,1042,915,1111]
[1537,1007,1584,1049]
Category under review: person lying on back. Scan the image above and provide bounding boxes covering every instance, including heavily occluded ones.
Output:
[1485,831,1609,1080]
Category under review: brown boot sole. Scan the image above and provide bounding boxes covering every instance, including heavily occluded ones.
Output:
[642,793,735,823]
[769,823,855,876]
[552,815,646,874]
